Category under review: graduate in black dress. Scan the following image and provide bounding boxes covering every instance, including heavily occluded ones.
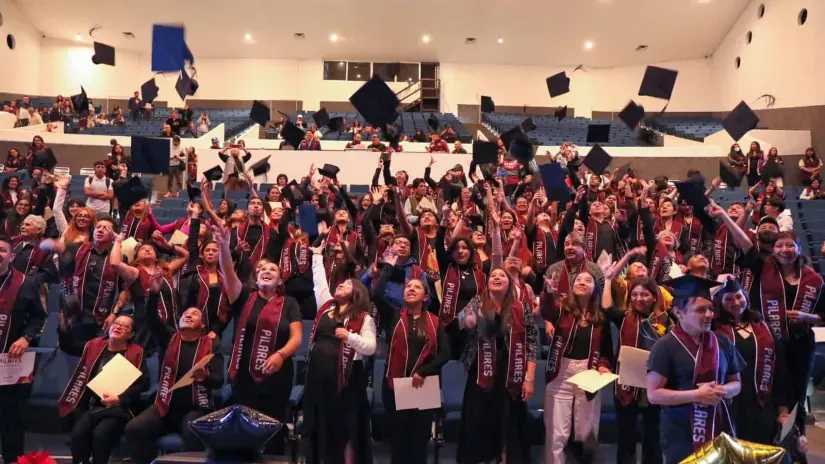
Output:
[456,267,538,464]
[374,269,450,464]
[646,275,744,464]
[214,223,303,455]
[302,246,376,464]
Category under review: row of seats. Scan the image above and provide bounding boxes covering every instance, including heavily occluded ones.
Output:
[646,118,725,142]
[483,112,642,147]
[81,108,254,139]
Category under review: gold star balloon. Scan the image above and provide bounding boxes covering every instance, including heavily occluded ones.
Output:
[679,433,785,464]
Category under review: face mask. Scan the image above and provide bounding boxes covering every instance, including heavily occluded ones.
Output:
[757,231,777,244]
[734,147,741,152]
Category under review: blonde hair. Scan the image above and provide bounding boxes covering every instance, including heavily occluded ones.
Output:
[63,207,97,244]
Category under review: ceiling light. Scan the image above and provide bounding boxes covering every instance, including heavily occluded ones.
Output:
[584,40,594,50]
[75,33,83,41]
[422,35,430,43]
[497,38,504,44]
[357,74,361,78]
[329,33,338,42]
[244,33,252,41]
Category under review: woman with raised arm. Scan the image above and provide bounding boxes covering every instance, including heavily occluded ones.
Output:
[456,266,538,464]
[301,241,376,464]
[214,222,303,455]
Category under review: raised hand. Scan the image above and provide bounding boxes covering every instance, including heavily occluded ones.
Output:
[309,239,327,255]
[544,272,560,295]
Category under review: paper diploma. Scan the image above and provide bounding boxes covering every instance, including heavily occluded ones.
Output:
[121,237,138,263]
[0,352,36,385]
[565,369,618,394]
[171,353,215,391]
[87,353,142,398]
[617,346,651,389]
[393,376,442,410]
[169,230,189,246]
[779,404,798,442]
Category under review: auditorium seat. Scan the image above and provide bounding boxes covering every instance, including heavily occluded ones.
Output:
[526,360,547,445]
[483,113,642,147]
[26,348,78,433]
[440,360,466,443]
[39,313,60,348]
[369,359,389,442]
[300,111,471,143]
[647,118,725,142]
[156,433,185,454]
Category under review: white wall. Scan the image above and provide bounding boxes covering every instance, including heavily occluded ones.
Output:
[711,0,825,110]
[0,1,41,95]
[439,59,719,116]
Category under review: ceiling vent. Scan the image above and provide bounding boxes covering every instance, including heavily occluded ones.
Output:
[465,37,476,44]
[636,45,648,51]
[122,32,135,39]
[294,33,306,39]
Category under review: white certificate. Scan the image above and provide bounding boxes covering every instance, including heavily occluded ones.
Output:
[87,353,142,398]
[565,369,618,394]
[813,327,825,343]
[617,346,651,389]
[171,353,215,391]
[393,376,442,411]
[121,237,138,263]
[0,352,36,385]
[169,230,189,246]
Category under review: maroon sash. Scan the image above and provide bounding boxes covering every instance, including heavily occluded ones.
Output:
[439,265,485,326]
[355,212,366,251]
[120,212,153,242]
[715,321,774,407]
[533,227,558,272]
[416,227,437,277]
[228,293,285,383]
[636,218,645,245]
[280,239,310,280]
[671,325,733,450]
[195,265,228,327]
[742,268,755,293]
[477,300,527,398]
[555,261,585,310]
[69,243,119,325]
[759,258,823,340]
[711,226,729,276]
[545,313,603,387]
[58,337,143,417]
[387,309,439,387]
[155,333,213,417]
[616,310,643,406]
[238,221,271,264]
[11,237,48,276]
[327,224,357,252]
[0,270,27,351]
[139,267,178,325]
[584,218,598,261]
[309,300,367,391]
[649,242,671,284]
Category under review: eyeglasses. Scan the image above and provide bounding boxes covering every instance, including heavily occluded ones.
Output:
[110,322,132,330]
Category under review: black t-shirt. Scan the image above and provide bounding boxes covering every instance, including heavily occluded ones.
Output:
[11,240,35,274]
[170,339,199,408]
[648,331,744,461]
[167,118,182,134]
[60,243,113,314]
[566,324,594,360]
[229,289,301,384]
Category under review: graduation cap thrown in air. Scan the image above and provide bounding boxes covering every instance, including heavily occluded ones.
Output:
[480,96,495,113]
[554,106,568,122]
[761,158,783,183]
[618,101,645,130]
[114,176,150,211]
[249,156,272,177]
[141,78,159,103]
[318,163,340,180]
[175,69,198,100]
[187,183,201,202]
[586,124,611,144]
[92,42,115,66]
[151,24,193,72]
[582,145,612,174]
[509,138,535,163]
[472,141,498,165]
[249,100,270,127]
[675,181,710,210]
[718,162,742,188]
[546,72,570,98]
[520,117,536,133]
[203,165,223,182]
[639,66,678,100]
[349,75,400,128]
[130,136,170,174]
[280,121,306,149]
[71,86,89,115]
[722,101,760,142]
[539,162,572,201]
[500,125,527,150]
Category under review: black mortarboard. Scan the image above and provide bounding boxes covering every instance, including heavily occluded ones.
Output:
[327,117,344,132]
[616,163,634,179]
[539,162,571,201]
[441,180,462,204]
[586,124,611,144]
[509,138,535,163]
[152,24,188,72]
[175,69,198,100]
[669,274,718,301]
[130,136,170,174]
[71,86,89,115]
[92,42,115,66]
[716,276,743,296]
[639,66,678,100]
[318,163,340,179]
[313,108,330,128]
[114,176,150,211]
[141,78,159,103]
[298,202,319,237]
[248,156,272,177]
[280,121,305,149]
[546,72,570,98]
[718,161,742,188]
[472,141,498,164]
[385,125,402,151]
[520,117,536,133]
[480,96,495,113]
[722,101,759,142]
[203,165,223,182]
[187,182,201,202]
[582,144,612,174]
[32,148,57,171]
[554,106,568,121]
[500,125,527,150]
[249,100,270,126]
[618,101,645,130]
[427,113,439,131]
[349,75,400,128]
[675,181,710,209]
[761,158,783,183]
[468,215,486,233]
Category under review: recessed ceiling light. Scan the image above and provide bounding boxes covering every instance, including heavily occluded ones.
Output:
[422,35,430,43]
[357,74,361,78]
[497,38,504,44]
[75,33,83,41]
[696,0,712,3]
[329,33,338,42]
[584,40,594,50]
[244,33,252,41]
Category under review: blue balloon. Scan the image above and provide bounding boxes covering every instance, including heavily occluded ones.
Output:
[188,405,282,459]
